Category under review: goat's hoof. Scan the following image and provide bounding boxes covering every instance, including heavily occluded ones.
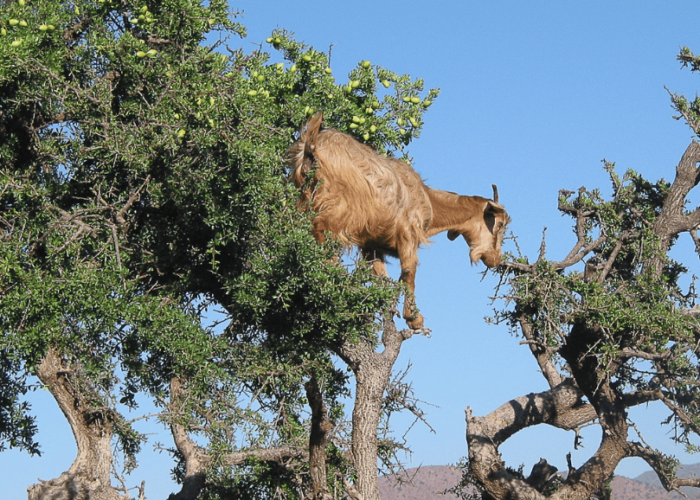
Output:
[406,314,424,330]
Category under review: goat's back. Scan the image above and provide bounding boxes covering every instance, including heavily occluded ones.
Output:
[289,127,432,255]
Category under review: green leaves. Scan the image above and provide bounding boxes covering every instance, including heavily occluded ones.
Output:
[1,0,441,492]
[498,161,700,410]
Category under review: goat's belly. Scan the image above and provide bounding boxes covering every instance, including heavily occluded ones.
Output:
[359,239,400,259]
[351,223,409,257]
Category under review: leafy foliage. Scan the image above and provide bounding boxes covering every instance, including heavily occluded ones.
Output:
[467,52,700,495]
[497,163,700,437]
[0,0,439,496]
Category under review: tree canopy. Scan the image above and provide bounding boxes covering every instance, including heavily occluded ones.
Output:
[460,46,700,500]
[0,0,437,498]
[5,1,700,500]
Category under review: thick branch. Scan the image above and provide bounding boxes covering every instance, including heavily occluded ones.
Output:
[515,308,562,388]
[167,377,307,500]
[626,442,700,493]
[466,379,596,500]
[333,314,415,500]
[29,349,122,500]
[652,141,700,273]
[466,376,646,500]
[167,377,210,500]
[305,376,334,500]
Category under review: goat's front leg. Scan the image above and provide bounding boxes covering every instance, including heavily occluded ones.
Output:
[398,252,423,330]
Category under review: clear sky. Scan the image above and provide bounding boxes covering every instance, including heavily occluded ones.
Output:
[5,1,700,498]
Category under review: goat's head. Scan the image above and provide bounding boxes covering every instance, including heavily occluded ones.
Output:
[447,185,510,268]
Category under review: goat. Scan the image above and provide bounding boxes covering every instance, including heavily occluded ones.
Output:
[288,112,510,329]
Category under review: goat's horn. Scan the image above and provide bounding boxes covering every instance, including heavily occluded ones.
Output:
[492,184,499,204]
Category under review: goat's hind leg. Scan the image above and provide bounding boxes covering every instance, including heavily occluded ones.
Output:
[361,249,388,277]
[362,249,400,318]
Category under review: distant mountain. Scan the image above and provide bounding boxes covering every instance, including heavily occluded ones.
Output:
[632,463,700,499]
[377,464,700,500]
[609,476,699,500]
[378,466,463,500]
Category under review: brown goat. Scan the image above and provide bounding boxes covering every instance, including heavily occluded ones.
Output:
[288,112,510,329]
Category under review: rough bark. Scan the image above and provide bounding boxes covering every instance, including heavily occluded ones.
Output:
[466,379,597,500]
[335,315,419,500]
[305,376,334,500]
[559,323,630,500]
[28,349,124,500]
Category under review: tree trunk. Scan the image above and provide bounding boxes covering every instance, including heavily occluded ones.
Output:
[28,349,123,500]
[350,356,390,500]
[335,315,417,500]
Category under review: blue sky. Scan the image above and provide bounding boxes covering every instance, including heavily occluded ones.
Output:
[5,1,700,498]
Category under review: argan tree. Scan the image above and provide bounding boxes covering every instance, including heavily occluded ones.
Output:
[463,46,700,500]
[0,0,438,498]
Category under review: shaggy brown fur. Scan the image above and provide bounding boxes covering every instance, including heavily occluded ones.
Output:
[288,112,510,329]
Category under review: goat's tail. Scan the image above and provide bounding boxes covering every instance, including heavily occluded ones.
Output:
[290,111,323,185]
[301,111,323,161]
[287,111,324,193]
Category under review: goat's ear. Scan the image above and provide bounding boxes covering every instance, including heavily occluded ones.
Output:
[485,200,506,214]
[447,230,460,241]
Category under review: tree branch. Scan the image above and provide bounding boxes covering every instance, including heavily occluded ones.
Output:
[625,442,700,493]
[305,375,334,500]
[466,379,597,500]
[167,377,308,500]
[514,308,562,388]
[653,141,700,267]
